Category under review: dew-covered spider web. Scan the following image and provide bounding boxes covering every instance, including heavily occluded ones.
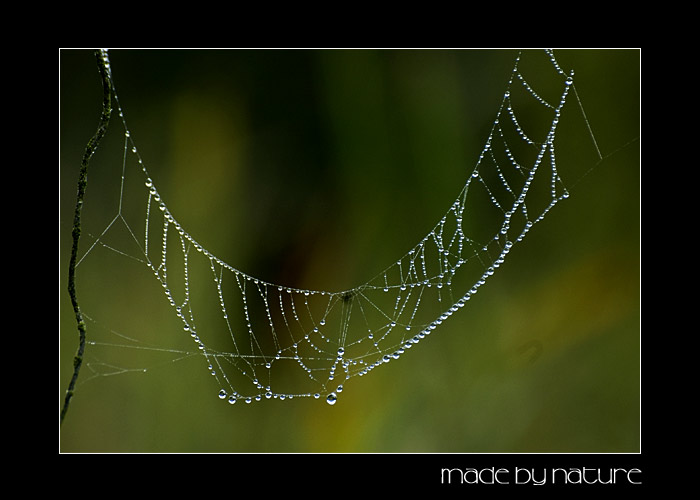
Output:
[70,49,581,407]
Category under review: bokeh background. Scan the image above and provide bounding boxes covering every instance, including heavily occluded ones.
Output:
[59,49,639,453]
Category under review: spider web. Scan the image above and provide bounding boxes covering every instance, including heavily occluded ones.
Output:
[69,49,577,406]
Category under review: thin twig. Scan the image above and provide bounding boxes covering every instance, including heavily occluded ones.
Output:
[61,49,113,424]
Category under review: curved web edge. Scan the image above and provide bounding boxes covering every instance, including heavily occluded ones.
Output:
[81,49,575,406]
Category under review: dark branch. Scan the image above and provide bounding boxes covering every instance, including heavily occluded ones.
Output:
[61,49,113,425]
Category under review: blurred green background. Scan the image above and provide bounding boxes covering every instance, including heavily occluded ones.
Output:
[59,49,639,453]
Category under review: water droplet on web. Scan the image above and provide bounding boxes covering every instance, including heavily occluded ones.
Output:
[218,390,227,399]
[326,393,337,405]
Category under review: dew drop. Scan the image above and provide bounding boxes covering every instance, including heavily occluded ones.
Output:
[326,393,337,405]
[218,390,227,400]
